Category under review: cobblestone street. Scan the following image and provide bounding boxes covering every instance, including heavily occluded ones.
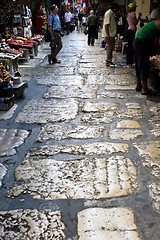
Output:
[0,30,160,239]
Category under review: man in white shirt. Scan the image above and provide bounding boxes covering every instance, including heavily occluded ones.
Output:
[65,9,72,35]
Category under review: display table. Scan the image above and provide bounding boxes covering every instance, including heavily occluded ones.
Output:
[13,82,28,98]
[0,51,22,75]
[149,57,160,90]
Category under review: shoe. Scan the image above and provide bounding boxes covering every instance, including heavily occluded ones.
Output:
[135,87,142,92]
[141,90,157,95]
[106,63,115,68]
[52,58,61,63]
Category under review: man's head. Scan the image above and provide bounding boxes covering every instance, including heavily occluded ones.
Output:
[90,10,94,15]
[110,3,119,13]
[50,4,58,14]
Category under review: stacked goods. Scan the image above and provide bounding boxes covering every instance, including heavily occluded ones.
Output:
[150,54,160,69]
[0,64,14,110]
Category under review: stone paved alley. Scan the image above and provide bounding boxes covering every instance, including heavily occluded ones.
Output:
[0,31,160,240]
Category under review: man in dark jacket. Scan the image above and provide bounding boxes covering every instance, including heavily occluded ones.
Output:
[86,10,98,46]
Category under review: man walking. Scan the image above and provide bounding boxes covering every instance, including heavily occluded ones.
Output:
[102,3,119,67]
[47,4,62,64]
[64,8,72,35]
[86,10,98,46]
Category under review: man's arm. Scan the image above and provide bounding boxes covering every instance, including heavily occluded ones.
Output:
[105,24,110,39]
[48,25,54,41]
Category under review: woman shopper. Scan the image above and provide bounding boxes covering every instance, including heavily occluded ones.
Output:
[126,2,139,66]
[133,19,160,95]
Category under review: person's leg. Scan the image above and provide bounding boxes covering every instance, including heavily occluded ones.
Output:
[133,38,150,93]
[106,37,115,64]
[66,22,70,34]
[91,26,95,46]
[127,29,135,65]
[88,27,91,45]
[51,32,62,62]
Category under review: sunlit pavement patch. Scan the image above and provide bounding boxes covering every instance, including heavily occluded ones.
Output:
[78,207,141,240]
[79,57,105,63]
[32,66,76,76]
[79,63,105,68]
[81,111,115,124]
[116,120,142,128]
[9,155,137,200]
[106,74,136,85]
[86,75,110,85]
[100,91,129,99]
[15,99,78,124]
[36,124,105,142]
[149,181,160,212]
[43,85,98,99]
[0,209,65,239]
[82,102,120,112]
[133,141,160,177]
[109,129,143,140]
[0,129,29,157]
[0,104,18,120]
[104,84,135,91]
[117,103,143,119]
[36,75,84,85]
[78,68,110,75]
[115,67,135,74]
[149,105,160,137]
[0,163,7,187]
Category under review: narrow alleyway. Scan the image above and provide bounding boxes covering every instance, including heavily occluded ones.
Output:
[0,30,160,240]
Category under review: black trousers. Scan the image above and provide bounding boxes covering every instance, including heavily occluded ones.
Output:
[133,38,150,80]
[126,29,136,65]
[88,26,96,46]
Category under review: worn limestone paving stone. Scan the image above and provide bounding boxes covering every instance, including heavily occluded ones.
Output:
[79,57,105,63]
[15,99,78,124]
[133,141,160,177]
[115,67,135,75]
[0,209,65,239]
[43,85,98,99]
[36,124,105,142]
[149,181,160,212]
[78,67,110,75]
[104,84,135,91]
[109,129,143,141]
[81,54,106,59]
[150,117,160,137]
[0,104,18,120]
[82,101,120,112]
[0,163,7,187]
[86,74,136,86]
[79,63,105,68]
[106,74,137,85]
[33,66,76,76]
[0,129,29,157]
[78,207,142,240]
[148,104,160,137]
[117,102,143,119]
[100,91,129,99]
[81,111,115,124]
[9,154,137,200]
[86,75,112,85]
[116,120,142,129]
[36,75,84,85]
